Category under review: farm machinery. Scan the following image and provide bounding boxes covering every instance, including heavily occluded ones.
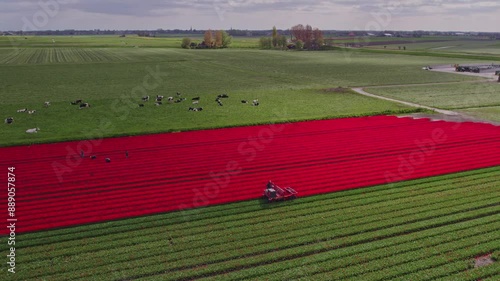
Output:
[263,181,298,202]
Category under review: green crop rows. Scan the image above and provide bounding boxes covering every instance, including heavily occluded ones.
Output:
[5,166,498,281]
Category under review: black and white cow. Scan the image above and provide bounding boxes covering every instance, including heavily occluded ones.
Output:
[79,103,91,109]
[4,117,13,124]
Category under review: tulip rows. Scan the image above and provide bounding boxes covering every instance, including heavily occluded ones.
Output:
[1,115,499,234]
[10,167,500,281]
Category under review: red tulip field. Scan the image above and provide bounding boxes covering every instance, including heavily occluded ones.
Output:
[1,115,499,234]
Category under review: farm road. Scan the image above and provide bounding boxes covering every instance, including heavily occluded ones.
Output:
[352,86,500,125]
[351,87,458,115]
[351,66,500,125]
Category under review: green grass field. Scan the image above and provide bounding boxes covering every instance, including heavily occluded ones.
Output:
[5,167,499,281]
[365,40,500,56]
[365,82,500,110]
[2,46,484,146]
[0,35,260,49]
[460,106,500,122]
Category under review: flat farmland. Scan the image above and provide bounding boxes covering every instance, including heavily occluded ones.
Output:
[1,35,499,281]
[0,35,259,49]
[366,40,500,56]
[4,166,499,281]
[366,82,500,110]
[0,47,483,146]
[460,106,500,122]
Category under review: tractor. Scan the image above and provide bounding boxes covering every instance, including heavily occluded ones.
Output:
[263,181,298,202]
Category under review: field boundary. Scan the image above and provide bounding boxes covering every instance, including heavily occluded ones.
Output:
[351,87,458,115]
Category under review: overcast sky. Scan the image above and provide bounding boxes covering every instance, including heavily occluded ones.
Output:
[1,0,499,32]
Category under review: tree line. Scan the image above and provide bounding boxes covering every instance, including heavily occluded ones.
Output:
[260,24,324,50]
[181,30,232,49]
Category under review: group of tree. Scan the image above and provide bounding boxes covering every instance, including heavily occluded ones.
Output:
[181,29,232,49]
[290,24,324,50]
[259,26,288,50]
[259,25,324,50]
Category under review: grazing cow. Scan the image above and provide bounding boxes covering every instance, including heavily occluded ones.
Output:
[157,95,164,99]
[142,96,150,102]
[70,99,82,105]
[90,155,97,159]
[192,100,199,104]
[175,98,186,103]
[217,94,229,98]
[139,104,145,107]
[28,110,36,114]
[79,103,90,109]
[156,97,163,102]
[105,158,111,163]
[188,107,203,111]
[241,100,248,104]
[192,97,200,101]
[252,99,260,106]
[155,102,162,106]
[4,117,13,124]
[17,108,27,113]
[167,97,174,101]
[26,128,40,133]
[44,101,51,107]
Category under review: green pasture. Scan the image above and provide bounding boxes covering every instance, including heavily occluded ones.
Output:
[5,167,499,281]
[328,36,462,44]
[0,35,259,49]
[366,82,500,110]
[1,47,482,146]
[366,40,500,56]
[460,106,500,122]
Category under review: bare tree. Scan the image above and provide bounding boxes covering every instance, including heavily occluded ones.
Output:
[215,30,223,48]
[204,29,213,48]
